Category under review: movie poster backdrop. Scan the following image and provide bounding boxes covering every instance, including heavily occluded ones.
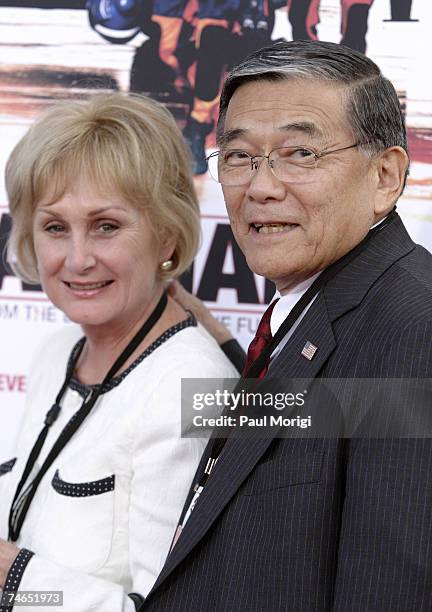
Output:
[0,0,430,458]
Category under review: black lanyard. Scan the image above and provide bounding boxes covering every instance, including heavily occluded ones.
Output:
[8,292,168,542]
[191,210,399,498]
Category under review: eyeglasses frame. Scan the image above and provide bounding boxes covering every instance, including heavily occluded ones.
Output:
[206,142,361,185]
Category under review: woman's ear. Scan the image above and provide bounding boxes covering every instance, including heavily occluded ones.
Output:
[159,231,178,265]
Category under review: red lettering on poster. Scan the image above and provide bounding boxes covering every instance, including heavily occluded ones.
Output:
[0,374,27,393]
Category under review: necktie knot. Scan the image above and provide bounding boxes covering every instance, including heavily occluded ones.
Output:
[243,299,279,378]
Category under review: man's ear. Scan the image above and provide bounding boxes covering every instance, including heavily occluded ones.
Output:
[373,146,409,216]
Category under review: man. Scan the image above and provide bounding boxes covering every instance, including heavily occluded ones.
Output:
[138,41,432,610]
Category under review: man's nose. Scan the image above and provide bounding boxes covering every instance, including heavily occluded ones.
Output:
[65,235,97,273]
[245,156,286,202]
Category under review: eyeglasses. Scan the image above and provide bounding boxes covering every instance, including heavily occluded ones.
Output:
[206,143,360,186]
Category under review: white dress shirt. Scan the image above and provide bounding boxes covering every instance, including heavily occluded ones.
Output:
[269,273,321,362]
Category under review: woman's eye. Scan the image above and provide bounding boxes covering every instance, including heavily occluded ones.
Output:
[97,222,119,233]
[45,224,65,234]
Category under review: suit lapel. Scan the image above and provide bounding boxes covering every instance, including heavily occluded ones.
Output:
[322,214,415,322]
[268,293,336,378]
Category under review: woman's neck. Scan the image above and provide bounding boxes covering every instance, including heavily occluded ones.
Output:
[75,293,187,386]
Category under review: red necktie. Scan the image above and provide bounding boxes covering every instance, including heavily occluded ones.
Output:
[243,299,279,378]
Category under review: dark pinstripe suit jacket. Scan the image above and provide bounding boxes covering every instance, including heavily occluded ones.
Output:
[142,215,432,611]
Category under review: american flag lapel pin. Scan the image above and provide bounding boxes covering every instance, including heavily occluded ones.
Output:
[301,341,318,361]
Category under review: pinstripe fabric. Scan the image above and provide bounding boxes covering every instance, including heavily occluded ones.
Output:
[142,216,432,611]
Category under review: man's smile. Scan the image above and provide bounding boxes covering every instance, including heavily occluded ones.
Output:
[250,222,299,234]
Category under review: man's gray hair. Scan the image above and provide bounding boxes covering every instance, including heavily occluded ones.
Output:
[218,40,408,160]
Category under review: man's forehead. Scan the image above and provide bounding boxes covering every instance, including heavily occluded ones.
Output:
[218,79,349,145]
[217,121,324,148]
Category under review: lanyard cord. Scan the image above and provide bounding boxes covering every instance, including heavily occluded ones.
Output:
[193,210,399,494]
[8,292,168,542]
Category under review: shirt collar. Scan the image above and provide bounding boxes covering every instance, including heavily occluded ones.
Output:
[270,272,321,336]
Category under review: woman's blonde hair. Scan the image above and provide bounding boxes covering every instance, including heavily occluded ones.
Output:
[6,92,200,283]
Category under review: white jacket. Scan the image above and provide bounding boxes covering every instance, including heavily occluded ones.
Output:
[0,318,238,611]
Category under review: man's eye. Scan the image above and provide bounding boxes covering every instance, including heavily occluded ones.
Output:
[223,151,251,166]
[285,147,315,161]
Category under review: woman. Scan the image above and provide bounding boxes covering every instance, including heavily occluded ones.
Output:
[0,93,238,611]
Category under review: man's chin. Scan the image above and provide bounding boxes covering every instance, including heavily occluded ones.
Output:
[247,261,314,293]
[247,260,297,285]
[249,265,291,290]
